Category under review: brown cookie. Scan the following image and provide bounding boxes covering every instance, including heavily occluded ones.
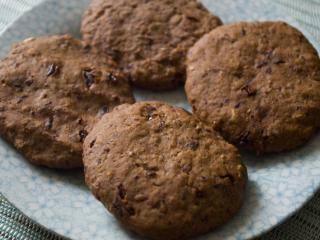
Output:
[83,101,247,240]
[0,35,135,169]
[81,0,222,90]
[186,21,320,153]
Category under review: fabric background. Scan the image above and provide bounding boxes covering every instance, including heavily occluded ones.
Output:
[0,0,320,239]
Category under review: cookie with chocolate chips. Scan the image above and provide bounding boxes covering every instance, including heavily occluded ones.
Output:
[83,101,247,239]
[81,0,222,90]
[185,21,320,153]
[0,35,134,168]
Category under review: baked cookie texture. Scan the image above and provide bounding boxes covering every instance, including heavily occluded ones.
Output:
[83,101,247,240]
[186,21,320,153]
[0,35,135,169]
[81,0,222,90]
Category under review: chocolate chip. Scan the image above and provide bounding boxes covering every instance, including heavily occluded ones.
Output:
[0,106,5,112]
[11,79,23,90]
[159,120,165,129]
[241,80,257,97]
[16,95,27,104]
[185,140,199,150]
[143,106,156,120]
[47,64,59,77]
[83,44,91,53]
[98,105,109,116]
[112,196,135,218]
[77,118,83,125]
[79,129,88,142]
[146,171,157,178]
[83,70,95,88]
[234,102,241,109]
[112,96,120,102]
[107,49,122,62]
[182,164,192,174]
[107,72,117,83]
[186,15,199,22]
[154,119,165,133]
[89,139,96,148]
[134,175,140,180]
[255,60,268,68]
[145,37,154,46]
[265,67,272,74]
[117,184,126,199]
[45,116,54,130]
[241,28,246,36]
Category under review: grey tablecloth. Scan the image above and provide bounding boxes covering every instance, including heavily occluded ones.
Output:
[0,0,320,239]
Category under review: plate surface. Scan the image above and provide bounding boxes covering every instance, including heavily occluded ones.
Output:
[0,0,320,239]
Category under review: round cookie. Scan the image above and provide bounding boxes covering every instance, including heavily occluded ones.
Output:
[0,35,135,169]
[186,21,320,153]
[81,0,222,90]
[83,101,247,240]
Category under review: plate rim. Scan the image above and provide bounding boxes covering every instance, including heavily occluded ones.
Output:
[0,0,320,240]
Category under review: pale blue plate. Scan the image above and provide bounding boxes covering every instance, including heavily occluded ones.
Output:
[0,0,320,239]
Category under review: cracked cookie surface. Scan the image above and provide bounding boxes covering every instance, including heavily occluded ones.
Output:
[81,0,222,90]
[83,101,247,240]
[0,35,134,168]
[186,21,320,153]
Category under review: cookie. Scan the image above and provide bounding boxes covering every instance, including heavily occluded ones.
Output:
[81,0,222,90]
[186,21,320,153]
[0,35,135,169]
[83,101,247,239]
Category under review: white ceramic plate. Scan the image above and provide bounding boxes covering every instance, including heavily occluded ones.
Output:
[0,0,320,239]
